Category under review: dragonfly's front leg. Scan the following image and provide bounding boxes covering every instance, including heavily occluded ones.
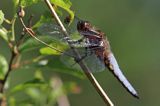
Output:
[75,41,104,63]
[62,36,85,44]
[62,37,102,48]
[74,47,94,64]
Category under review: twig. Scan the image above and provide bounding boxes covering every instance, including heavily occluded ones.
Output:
[44,0,114,105]
[17,15,34,47]
[0,48,16,105]
[19,18,65,54]
[19,17,75,58]
[0,14,34,105]
[0,51,15,93]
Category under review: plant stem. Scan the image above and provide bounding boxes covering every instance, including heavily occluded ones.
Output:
[0,48,16,105]
[44,0,114,106]
[10,15,17,41]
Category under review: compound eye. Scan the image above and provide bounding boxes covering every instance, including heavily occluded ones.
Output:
[77,21,90,31]
[84,22,91,30]
[84,22,89,27]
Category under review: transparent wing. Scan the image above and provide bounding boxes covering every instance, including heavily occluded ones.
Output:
[38,23,64,40]
[38,21,106,72]
[38,23,83,44]
[60,48,106,73]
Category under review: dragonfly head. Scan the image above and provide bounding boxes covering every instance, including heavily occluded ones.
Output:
[77,21,104,39]
[77,21,91,32]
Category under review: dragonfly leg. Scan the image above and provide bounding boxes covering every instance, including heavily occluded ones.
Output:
[73,47,93,64]
[75,36,85,43]
[62,36,85,44]
[75,46,103,63]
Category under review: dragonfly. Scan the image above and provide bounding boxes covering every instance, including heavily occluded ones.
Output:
[38,18,139,98]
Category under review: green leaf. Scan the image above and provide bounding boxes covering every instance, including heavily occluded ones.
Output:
[11,78,47,93]
[0,54,8,80]
[13,0,20,8]
[23,55,84,79]
[8,97,16,106]
[0,10,4,25]
[51,0,72,9]
[50,0,75,24]
[45,56,85,79]
[39,42,68,55]
[34,70,44,80]
[33,11,53,29]
[19,36,63,53]
[25,88,42,101]
[40,47,60,55]
[20,0,41,7]
[0,26,8,42]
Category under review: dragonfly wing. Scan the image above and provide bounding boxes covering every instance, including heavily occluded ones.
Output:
[38,23,64,40]
[60,48,105,73]
[60,49,81,71]
[84,52,106,72]
[106,53,139,98]
[38,23,83,44]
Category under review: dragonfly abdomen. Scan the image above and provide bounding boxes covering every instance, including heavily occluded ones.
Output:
[104,53,139,98]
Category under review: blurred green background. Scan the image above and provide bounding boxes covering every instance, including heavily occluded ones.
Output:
[1,0,160,106]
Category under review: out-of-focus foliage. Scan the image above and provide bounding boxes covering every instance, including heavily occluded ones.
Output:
[50,0,74,24]
[0,0,85,105]
[0,10,9,42]
[20,0,41,7]
[0,26,8,42]
[32,11,53,28]
[19,36,61,53]
[8,70,80,106]
[1,0,160,106]
[12,0,19,8]
[0,54,8,80]
[0,10,4,24]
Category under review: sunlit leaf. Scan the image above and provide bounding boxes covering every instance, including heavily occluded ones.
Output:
[50,0,75,24]
[11,78,47,93]
[8,97,16,106]
[0,10,4,25]
[19,36,63,53]
[0,54,8,80]
[13,0,19,8]
[20,0,41,7]
[0,26,8,42]
[34,70,44,80]
[25,88,41,100]
[33,11,53,28]
[39,42,68,55]
[40,47,60,55]
[51,0,72,9]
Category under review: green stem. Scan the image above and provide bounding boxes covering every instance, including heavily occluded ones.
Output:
[4,18,12,24]
[10,15,17,41]
[0,26,8,42]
